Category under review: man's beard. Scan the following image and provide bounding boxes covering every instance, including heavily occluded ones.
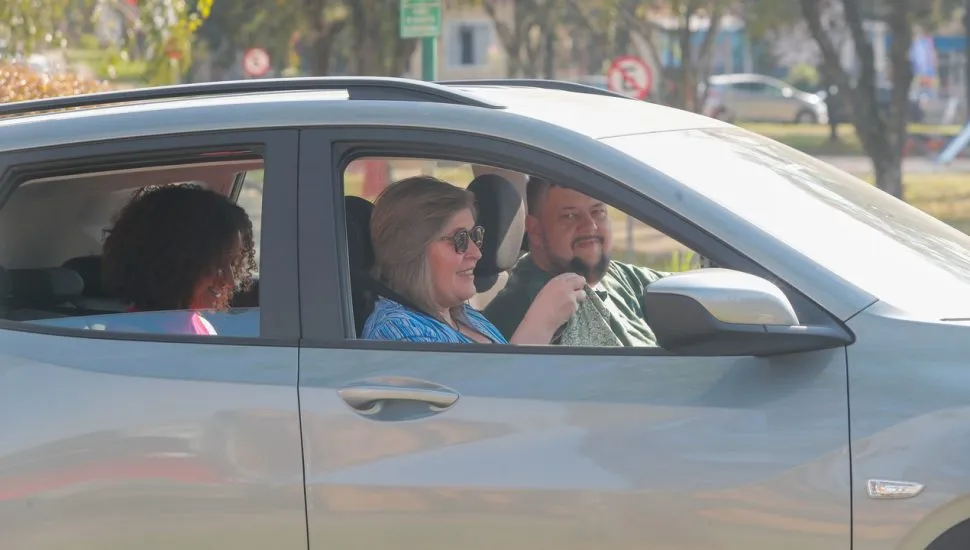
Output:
[547,252,608,283]
[567,254,609,282]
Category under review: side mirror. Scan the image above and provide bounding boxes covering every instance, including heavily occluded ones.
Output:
[782,87,794,98]
[643,269,851,357]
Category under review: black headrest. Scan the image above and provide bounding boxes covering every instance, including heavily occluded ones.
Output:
[62,255,105,297]
[468,174,525,292]
[345,196,375,272]
[0,266,10,298]
[7,267,84,306]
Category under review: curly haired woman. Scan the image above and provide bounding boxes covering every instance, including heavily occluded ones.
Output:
[102,183,257,336]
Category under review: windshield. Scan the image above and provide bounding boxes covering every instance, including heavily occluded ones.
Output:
[604,128,970,318]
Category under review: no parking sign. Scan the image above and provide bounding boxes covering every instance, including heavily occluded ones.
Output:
[606,55,653,100]
[242,48,271,78]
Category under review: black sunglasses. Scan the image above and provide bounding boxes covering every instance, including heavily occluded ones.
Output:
[441,225,485,254]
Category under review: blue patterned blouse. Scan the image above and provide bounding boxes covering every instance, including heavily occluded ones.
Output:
[362,297,509,344]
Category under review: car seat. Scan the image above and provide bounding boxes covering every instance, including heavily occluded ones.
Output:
[345,196,377,336]
[467,173,526,310]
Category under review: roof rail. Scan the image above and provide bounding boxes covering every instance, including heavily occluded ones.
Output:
[438,79,636,100]
[0,76,503,118]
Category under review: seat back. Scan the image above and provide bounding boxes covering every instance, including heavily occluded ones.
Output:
[345,196,377,336]
[467,174,525,309]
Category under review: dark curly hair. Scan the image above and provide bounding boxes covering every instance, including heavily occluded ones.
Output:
[102,183,257,311]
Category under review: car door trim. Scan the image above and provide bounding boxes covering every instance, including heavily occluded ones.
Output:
[295,127,854,352]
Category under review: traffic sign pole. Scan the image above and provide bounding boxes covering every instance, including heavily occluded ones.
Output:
[421,37,438,81]
[400,0,441,81]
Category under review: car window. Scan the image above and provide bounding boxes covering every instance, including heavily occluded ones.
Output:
[733,82,764,93]
[605,128,970,318]
[763,85,786,97]
[0,154,265,338]
[341,155,700,346]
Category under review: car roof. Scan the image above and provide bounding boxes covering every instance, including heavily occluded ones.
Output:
[0,79,730,153]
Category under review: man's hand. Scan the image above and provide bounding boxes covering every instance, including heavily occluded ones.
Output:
[509,273,587,345]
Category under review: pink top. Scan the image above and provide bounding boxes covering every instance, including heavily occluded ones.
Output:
[126,306,218,336]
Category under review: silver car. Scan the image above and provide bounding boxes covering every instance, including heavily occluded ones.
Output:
[0,77,968,550]
[704,73,829,124]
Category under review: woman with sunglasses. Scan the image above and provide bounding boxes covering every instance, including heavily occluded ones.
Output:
[364,175,586,344]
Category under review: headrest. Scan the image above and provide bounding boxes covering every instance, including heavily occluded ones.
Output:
[468,173,525,292]
[62,255,106,297]
[345,196,375,272]
[7,267,84,306]
[0,266,10,298]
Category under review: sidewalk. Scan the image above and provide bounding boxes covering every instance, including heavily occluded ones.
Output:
[817,155,970,174]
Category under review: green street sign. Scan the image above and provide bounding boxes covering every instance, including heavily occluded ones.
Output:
[400,0,442,38]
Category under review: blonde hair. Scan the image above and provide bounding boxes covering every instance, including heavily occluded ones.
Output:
[369,175,477,324]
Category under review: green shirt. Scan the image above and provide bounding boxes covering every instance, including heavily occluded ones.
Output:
[483,255,668,347]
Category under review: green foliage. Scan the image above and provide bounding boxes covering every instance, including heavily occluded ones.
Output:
[119,0,214,85]
[654,249,700,272]
[197,0,303,73]
[787,63,820,91]
[0,0,82,55]
[1,60,112,104]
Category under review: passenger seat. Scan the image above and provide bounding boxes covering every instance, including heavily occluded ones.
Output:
[467,174,526,311]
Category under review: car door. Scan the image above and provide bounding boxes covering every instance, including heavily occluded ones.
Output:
[0,130,307,550]
[297,128,851,550]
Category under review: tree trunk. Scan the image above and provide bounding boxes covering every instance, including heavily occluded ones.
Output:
[483,0,525,78]
[800,0,910,199]
[873,152,903,198]
[678,9,694,111]
[882,0,912,198]
[543,25,556,78]
[305,22,347,76]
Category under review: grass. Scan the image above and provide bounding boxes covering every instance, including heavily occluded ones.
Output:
[63,47,147,83]
[888,172,970,234]
[737,122,963,157]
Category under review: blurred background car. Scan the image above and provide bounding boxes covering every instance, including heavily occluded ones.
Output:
[702,73,828,124]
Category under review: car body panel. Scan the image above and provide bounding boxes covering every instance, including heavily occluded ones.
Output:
[300,346,851,550]
[1,79,969,550]
[0,330,305,550]
[845,302,970,550]
[0,88,726,154]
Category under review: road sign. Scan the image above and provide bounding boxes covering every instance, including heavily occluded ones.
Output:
[242,47,270,78]
[400,0,442,38]
[607,55,653,100]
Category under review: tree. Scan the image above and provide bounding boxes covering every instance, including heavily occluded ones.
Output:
[347,0,418,76]
[800,0,914,198]
[110,0,214,85]
[666,0,728,112]
[481,0,547,77]
[0,0,88,56]
[300,0,350,75]
[603,0,731,110]
[195,0,304,77]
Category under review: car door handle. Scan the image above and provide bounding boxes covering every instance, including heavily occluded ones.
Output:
[337,385,459,411]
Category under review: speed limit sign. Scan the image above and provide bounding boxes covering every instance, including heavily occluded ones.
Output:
[242,47,271,78]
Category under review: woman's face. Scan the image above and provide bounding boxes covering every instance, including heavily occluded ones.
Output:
[426,208,482,312]
[190,233,243,311]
